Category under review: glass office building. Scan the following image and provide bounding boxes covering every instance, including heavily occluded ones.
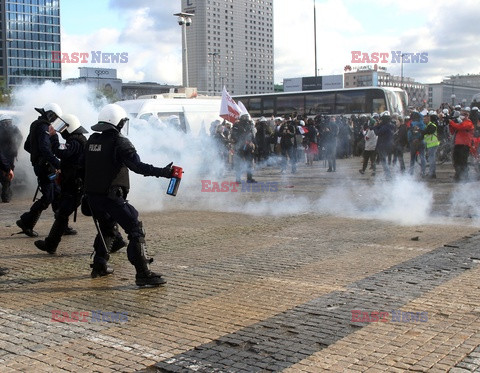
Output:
[0,0,61,88]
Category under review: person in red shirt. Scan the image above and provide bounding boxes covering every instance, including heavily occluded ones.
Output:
[449,108,474,182]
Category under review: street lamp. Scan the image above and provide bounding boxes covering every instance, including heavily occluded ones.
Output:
[400,53,406,89]
[208,52,219,95]
[451,94,456,106]
[174,12,194,88]
[313,0,318,79]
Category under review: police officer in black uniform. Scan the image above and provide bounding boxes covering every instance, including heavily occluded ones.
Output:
[231,114,257,183]
[34,114,88,254]
[0,149,13,276]
[17,103,63,237]
[84,103,173,286]
[0,114,23,202]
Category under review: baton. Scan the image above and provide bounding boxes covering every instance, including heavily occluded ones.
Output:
[86,197,109,254]
[33,184,40,202]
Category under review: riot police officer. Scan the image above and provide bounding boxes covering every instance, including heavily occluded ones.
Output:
[84,103,173,286]
[34,114,88,254]
[17,103,62,237]
[0,114,23,202]
[0,149,13,276]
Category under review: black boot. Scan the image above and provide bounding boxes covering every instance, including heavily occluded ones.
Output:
[16,219,39,237]
[135,263,166,287]
[34,240,56,254]
[36,219,65,254]
[63,226,77,235]
[90,262,114,278]
[129,230,166,286]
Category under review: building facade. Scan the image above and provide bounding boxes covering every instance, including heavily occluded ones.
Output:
[0,0,61,88]
[283,75,343,92]
[180,0,274,95]
[426,82,480,109]
[344,66,427,108]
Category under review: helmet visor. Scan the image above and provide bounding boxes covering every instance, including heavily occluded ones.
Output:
[52,117,69,133]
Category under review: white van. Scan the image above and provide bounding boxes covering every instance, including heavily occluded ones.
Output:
[115,95,222,136]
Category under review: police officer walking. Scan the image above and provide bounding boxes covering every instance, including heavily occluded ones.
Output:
[0,114,23,202]
[17,103,63,237]
[0,149,14,276]
[34,114,88,254]
[84,104,173,286]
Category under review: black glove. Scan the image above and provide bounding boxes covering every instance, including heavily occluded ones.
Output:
[154,162,173,178]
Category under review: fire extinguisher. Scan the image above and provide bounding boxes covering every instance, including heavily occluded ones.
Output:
[166,166,183,196]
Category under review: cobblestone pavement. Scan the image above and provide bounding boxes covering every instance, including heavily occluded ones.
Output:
[1,157,480,372]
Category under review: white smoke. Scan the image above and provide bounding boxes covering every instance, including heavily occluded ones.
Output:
[7,82,477,228]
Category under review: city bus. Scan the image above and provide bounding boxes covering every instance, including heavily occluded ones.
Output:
[233,87,408,118]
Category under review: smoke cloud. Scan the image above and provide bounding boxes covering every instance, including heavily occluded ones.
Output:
[7,82,476,228]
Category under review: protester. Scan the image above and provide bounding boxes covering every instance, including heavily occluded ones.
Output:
[424,111,440,179]
[324,116,339,172]
[408,111,426,177]
[373,111,395,179]
[392,116,408,173]
[359,122,378,175]
[449,107,474,182]
[231,114,257,182]
[304,118,318,166]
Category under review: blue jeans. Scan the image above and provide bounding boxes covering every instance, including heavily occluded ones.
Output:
[427,146,438,176]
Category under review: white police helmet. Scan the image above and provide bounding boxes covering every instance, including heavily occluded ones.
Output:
[472,107,479,111]
[240,113,251,121]
[43,102,63,117]
[442,108,449,114]
[0,114,12,122]
[62,114,88,134]
[380,111,390,117]
[428,110,436,116]
[35,102,63,122]
[92,104,128,132]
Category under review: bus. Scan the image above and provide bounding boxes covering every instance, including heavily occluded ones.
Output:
[233,87,408,118]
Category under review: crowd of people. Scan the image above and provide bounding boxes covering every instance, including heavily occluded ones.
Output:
[1,101,478,279]
[210,104,479,183]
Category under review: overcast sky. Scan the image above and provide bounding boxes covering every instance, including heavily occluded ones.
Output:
[60,0,480,86]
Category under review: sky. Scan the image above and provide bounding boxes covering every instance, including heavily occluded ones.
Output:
[59,0,480,86]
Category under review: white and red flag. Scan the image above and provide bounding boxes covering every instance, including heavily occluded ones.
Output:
[220,86,242,123]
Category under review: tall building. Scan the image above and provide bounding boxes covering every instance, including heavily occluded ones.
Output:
[180,0,274,95]
[0,0,61,88]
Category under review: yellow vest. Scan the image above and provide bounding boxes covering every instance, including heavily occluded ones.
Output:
[424,122,440,148]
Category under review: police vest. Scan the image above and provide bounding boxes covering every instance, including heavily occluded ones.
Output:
[84,131,129,194]
[424,122,440,149]
[60,133,87,190]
